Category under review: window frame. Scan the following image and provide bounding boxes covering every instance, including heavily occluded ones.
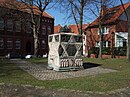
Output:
[0,17,4,30]
[42,40,46,49]
[0,38,4,49]
[41,25,46,35]
[98,27,109,35]
[7,19,13,32]
[47,26,51,34]
[15,40,21,49]
[7,39,13,49]
[26,22,32,33]
[15,21,21,32]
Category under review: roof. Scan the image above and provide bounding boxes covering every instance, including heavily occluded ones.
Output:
[54,24,62,33]
[68,24,88,34]
[87,2,130,28]
[54,24,88,34]
[0,0,54,19]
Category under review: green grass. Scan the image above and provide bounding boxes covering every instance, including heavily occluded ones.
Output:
[83,58,130,70]
[25,58,47,64]
[0,57,130,92]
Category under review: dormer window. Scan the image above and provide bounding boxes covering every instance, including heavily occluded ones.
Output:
[103,27,109,34]
[98,27,109,34]
[0,17,4,30]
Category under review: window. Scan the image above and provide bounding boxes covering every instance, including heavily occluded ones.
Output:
[42,26,46,35]
[50,20,52,23]
[15,40,21,49]
[103,41,110,47]
[42,40,46,49]
[103,27,109,34]
[123,39,127,47]
[108,41,111,47]
[98,27,109,35]
[0,39,4,49]
[7,39,13,49]
[7,20,13,31]
[0,17,4,30]
[15,21,21,32]
[96,41,99,47]
[26,22,32,33]
[55,35,59,42]
[49,36,53,42]
[47,26,51,34]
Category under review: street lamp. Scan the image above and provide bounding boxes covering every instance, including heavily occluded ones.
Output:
[111,32,115,58]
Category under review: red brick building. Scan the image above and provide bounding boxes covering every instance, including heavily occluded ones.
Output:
[85,2,130,55]
[0,0,54,56]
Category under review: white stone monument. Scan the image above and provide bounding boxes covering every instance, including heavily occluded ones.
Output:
[48,33,83,71]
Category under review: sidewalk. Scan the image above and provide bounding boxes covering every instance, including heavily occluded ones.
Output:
[11,59,117,80]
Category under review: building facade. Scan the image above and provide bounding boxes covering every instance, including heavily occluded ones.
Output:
[85,2,130,55]
[0,0,54,56]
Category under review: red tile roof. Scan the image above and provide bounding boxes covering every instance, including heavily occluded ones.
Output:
[87,2,130,28]
[54,24,62,33]
[69,24,88,34]
[54,24,88,34]
[0,0,54,19]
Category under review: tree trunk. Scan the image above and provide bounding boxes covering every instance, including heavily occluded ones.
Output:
[98,24,102,58]
[127,21,130,61]
[33,24,39,56]
[79,0,84,35]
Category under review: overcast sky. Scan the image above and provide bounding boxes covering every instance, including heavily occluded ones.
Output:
[46,0,130,26]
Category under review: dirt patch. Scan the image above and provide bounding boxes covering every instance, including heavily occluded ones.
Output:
[0,83,130,97]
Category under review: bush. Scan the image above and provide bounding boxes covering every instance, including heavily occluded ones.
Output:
[88,47,127,58]
[114,47,127,56]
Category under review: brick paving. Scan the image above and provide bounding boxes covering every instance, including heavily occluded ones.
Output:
[11,59,117,80]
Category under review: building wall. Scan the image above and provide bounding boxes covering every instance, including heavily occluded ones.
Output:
[116,20,128,32]
[0,7,54,56]
[85,24,117,50]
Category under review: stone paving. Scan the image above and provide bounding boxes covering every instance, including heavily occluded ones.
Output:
[11,59,117,80]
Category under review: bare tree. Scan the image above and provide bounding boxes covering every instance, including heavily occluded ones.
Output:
[20,0,54,56]
[59,0,91,35]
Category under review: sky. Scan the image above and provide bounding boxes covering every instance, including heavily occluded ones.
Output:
[46,0,130,26]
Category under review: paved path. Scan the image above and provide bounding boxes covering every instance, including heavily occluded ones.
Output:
[11,59,117,80]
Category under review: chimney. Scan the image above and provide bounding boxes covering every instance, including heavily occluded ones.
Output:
[100,5,107,16]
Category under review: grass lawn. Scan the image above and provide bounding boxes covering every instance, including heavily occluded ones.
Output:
[0,57,130,92]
